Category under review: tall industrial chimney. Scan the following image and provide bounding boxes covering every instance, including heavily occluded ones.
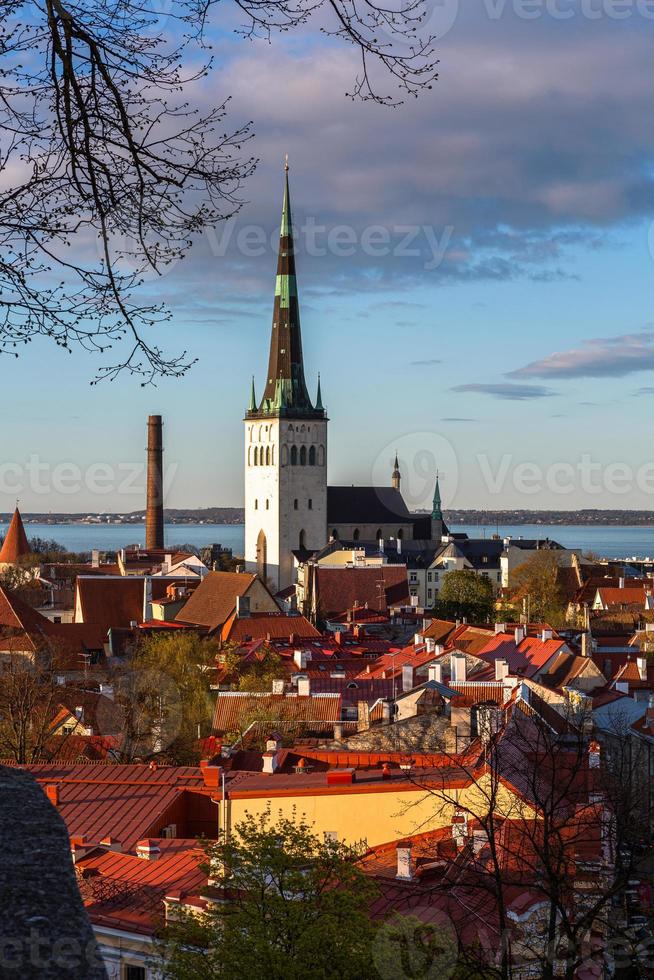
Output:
[146,415,164,549]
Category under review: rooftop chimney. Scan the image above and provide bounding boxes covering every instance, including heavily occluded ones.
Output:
[428,661,443,684]
[514,626,525,645]
[136,839,161,861]
[145,414,164,550]
[494,659,509,682]
[296,674,310,697]
[637,656,647,682]
[402,663,414,693]
[45,784,59,807]
[395,841,413,880]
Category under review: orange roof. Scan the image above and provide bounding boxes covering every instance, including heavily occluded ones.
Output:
[212,692,342,735]
[221,611,320,643]
[20,763,211,849]
[175,571,263,632]
[596,586,648,608]
[75,576,144,634]
[77,838,206,936]
[0,508,30,563]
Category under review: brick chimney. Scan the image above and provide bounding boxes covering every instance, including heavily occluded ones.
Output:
[145,415,164,550]
[136,839,161,861]
[45,784,59,807]
[395,841,413,880]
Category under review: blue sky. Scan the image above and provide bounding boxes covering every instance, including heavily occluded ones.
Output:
[4,2,654,513]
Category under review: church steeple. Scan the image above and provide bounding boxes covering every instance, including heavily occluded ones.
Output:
[250,159,322,418]
[432,472,443,520]
[391,453,401,491]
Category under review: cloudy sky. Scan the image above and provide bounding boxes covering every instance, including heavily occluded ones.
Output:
[5,1,654,513]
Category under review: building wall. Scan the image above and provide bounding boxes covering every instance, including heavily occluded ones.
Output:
[330,523,414,543]
[226,772,535,848]
[244,418,327,592]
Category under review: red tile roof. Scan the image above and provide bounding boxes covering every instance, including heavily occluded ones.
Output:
[0,508,30,563]
[221,611,320,643]
[212,692,342,735]
[175,571,265,632]
[475,633,566,677]
[18,763,212,849]
[313,566,410,619]
[75,576,144,634]
[77,838,206,936]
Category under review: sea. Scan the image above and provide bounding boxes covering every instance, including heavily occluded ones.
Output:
[12,521,654,561]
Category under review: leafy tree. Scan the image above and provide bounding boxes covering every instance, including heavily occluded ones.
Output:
[510,550,566,625]
[1,1,437,382]
[0,656,70,762]
[158,807,378,979]
[435,569,495,622]
[237,646,284,692]
[109,631,218,764]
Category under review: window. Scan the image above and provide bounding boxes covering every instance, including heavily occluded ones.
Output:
[428,589,432,599]
[300,445,307,466]
[299,529,306,549]
[397,529,404,540]
[265,500,269,510]
[309,445,316,465]
[375,528,382,540]
[254,499,258,510]
[294,499,298,510]
[482,555,488,564]
[331,529,339,539]
[253,448,258,466]
[353,528,360,541]
[308,499,313,510]
[265,446,271,465]
[124,967,146,980]
[53,616,62,624]
[290,446,298,465]
[427,572,432,582]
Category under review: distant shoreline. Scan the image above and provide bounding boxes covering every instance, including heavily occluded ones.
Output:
[5,508,654,527]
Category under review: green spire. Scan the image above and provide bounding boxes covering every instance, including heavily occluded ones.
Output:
[315,373,323,411]
[248,375,257,412]
[432,472,443,520]
[281,154,292,239]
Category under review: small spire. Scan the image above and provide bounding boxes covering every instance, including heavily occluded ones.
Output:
[391,452,401,491]
[285,153,289,172]
[315,373,323,411]
[248,376,257,413]
[432,470,443,521]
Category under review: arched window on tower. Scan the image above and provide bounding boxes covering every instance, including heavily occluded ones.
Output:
[318,445,325,466]
[253,448,258,466]
[281,445,288,466]
[308,446,316,466]
[300,446,307,466]
[353,529,360,541]
[375,528,382,541]
[397,529,404,540]
[299,529,306,550]
[331,529,339,540]
[265,446,271,466]
[256,529,267,582]
[290,446,298,466]
[254,499,258,510]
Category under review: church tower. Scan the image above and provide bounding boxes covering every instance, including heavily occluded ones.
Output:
[391,453,401,491]
[431,472,444,542]
[244,162,328,591]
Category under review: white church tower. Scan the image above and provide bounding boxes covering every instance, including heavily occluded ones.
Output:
[244,162,328,591]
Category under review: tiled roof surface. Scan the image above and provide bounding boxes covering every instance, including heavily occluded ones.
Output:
[78,838,206,936]
[75,576,144,633]
[175,571,259,632]
[327,486,413,524]
[222,611,320,643]
[475,633,565,677]
[0,508,30,563]
[212,692,342,734]
[314,565,409,619]
[18,763,209,850]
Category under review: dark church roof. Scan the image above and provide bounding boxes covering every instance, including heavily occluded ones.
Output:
[327,486,414,525]
[327,487,444,540]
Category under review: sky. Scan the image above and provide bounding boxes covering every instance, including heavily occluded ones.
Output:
[4,0,654,514]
